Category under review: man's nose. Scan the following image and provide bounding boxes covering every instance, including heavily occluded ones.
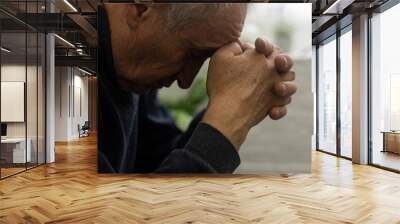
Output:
[162,76,176,87]
[177,72,195,89]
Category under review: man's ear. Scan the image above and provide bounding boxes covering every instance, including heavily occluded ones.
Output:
[125,4,150,30]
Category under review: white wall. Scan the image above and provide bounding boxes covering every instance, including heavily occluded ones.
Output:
[55,67,89,141]
[71,72,89,138]
[55,66,70,141]
[1,65,27,141]
[1,65,38,137]
[1,82,25,122]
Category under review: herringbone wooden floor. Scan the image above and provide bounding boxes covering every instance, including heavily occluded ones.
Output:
[1,135,400,224]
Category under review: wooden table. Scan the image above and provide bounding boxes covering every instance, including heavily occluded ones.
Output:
[381,131,400,154]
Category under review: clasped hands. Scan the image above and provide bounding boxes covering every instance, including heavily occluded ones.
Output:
[202,37,297,150]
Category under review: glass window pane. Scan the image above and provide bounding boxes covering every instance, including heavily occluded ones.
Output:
[27,31,38,169]
[1,1,46,179]
[371,3,400,171]
[26,0,39,169]
[38,32,45,165]
[318,37,337,154]
[1,31,28,177]
[340,29,352,158]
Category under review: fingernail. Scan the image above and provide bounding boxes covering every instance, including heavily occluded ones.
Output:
[277,108,282,114]
[282,56,288,68]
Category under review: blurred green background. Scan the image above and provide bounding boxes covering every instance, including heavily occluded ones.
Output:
[159,61,209,131]
[160,76,207,130]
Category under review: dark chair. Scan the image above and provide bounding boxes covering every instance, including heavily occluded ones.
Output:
[78,121,90,138]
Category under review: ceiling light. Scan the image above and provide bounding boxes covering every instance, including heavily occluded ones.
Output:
[78,67,93,76]
[322,0,354,15]
[54,34,75,48]
[63,0,78,12]
[76,48,87,56]
[1,47,11,53]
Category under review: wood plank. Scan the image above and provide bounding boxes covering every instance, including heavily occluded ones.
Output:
[0,135,400,223]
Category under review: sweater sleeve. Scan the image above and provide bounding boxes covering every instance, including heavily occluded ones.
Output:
[155,122,241,173]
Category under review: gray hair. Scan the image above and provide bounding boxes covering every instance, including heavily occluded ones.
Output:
[164,3,237,30]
